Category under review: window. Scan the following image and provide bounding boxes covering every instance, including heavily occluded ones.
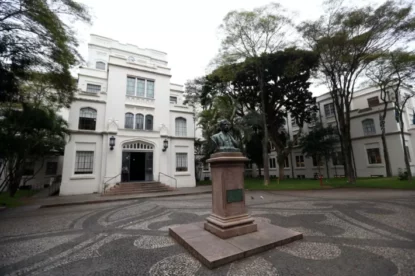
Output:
[367,148,382,164]
[362,119,376,136]
[367,96,380,107]
[170,96,178,104]
[146,80,154,98]
[284,157,290,168]
[324,103,335,118]
[135,114,144,130]
[45,162,58,175]
[405,144,411,162]
[175,117,187,136]
[125,113,134,129]
[293,134,298,146]
[295,155,305,167]
[86,84,101,93]
[79,108,97,130]
[332,151,344,166]
[126,77,136,96]
[269,158,276,168]
[23,161,34,176]
[126,77,154,98]
[95,61,105,70]
[176,153,188,171]
[145,115,153,130]
[312,155,323,167]
[75,151,94,174]
[136,79,145,97]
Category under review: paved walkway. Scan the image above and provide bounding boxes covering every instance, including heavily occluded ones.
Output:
[1,189,414,275]
[23,186,212,207]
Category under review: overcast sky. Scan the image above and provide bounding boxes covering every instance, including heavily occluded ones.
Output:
[75,0,381,95]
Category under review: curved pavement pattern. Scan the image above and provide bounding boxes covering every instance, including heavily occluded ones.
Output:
[0,189,414,275]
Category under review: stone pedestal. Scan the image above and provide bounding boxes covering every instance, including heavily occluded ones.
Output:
[204,152,257,239]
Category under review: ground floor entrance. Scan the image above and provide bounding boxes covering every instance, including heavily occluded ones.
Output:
[122,151,153,182]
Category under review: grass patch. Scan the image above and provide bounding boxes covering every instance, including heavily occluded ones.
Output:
[0,190,35,207]
[197,177,415,190]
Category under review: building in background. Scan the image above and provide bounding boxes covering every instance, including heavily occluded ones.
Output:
[202,86,415,179]
[60,35,195,195]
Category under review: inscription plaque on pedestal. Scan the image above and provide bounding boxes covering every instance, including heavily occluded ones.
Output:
[226,189,243,203]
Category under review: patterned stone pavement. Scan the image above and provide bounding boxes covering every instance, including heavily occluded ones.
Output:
[0,189,415,276]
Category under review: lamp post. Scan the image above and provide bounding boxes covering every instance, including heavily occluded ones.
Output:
[162,139,168,152]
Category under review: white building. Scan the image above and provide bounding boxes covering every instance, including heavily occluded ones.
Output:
[201,86,415,179]
[60,35,195,195]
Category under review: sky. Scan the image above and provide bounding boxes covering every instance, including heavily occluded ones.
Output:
[75,0,382,96]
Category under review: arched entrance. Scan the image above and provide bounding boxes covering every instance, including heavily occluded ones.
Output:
[122,141,154,182]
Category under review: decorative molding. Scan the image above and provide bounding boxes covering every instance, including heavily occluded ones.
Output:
[351,131,411,141]
[123,141,154,150]
[74,97,106,104]
[68,129,117,135]
[108,62,172,77]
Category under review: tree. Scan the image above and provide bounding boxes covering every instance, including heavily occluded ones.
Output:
[0,104,68,196]
[299,0,415,183]
[367,50,415,180]
[0,0,90,105]
[246,132,264,176]
[218,3,293,185]
[300,123,339,178]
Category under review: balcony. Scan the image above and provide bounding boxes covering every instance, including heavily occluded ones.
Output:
[170,103,193,114]
[78,67,107,79]
[125,95,155,109]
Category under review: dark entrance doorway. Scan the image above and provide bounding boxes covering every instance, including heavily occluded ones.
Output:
[122,151,153,182]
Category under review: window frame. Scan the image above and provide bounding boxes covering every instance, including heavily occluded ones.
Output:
[95,61,106,70]
[324,103,335,118]
[269,157,276,169]
[79,107,97,130]
[45,161,58,175]
[135,113,144,130]
[295,155,305,168]
[74,151,94,175]
[312,155,323,167]
[176,153,188,172]
[366,148,382,164]
[124,113,134,129]
[175,117,187,137]
[170,96,178,104]
[86,83,101,93]
[367,96,380,107]
[145,114,153,130]
[362,118,376,136]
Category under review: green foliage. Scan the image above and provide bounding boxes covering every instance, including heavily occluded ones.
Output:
[0,0,90,105]
[245,132,264,171]
[398,168,409,181]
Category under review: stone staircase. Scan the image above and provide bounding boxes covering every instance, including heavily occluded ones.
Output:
[103,181,174,196]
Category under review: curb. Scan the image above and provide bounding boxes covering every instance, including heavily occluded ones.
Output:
[39,190,212,208]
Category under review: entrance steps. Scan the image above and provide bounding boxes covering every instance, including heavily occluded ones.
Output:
[103,181,174,196]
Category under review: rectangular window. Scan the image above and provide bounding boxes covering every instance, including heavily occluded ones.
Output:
[366,148,382,164]
[146,80,154,98]
[175,118,187,136]
[312,155,323,167]
[405,144,411,162]
[86,84,101,93]
[176,153,188,172]
[367,96,380,107]
[332,151,344,166]
[170,96,178,104]
[324,103,335,118]
[126,77,135,96]
[295,155,305,167]
[75,151,94,174]
[23,161,35,176]
[269,158,276,168]
[284,157,290,168]
[45,162,58,175]
[136,79,145,97]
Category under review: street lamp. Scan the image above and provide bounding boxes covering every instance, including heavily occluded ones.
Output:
[162,139,168,152]
[109,136,115,150]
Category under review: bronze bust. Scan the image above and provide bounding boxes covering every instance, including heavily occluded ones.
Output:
[211,119,239,152]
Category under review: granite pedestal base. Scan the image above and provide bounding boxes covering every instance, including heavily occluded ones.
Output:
[169,221,303,269]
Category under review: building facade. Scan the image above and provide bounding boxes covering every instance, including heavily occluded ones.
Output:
[60,35,195,195]
[202,86,415,179]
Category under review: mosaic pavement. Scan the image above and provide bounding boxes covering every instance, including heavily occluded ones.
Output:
[0,190,414,276]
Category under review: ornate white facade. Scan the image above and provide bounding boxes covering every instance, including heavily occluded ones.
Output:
[60,35,195,195]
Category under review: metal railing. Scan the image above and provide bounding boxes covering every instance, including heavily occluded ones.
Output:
[158,172,177,189]
[103,173,122,193]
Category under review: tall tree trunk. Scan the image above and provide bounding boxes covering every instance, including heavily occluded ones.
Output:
[259,74,270,186]
[399,117,412,181]
[290,152,295,178]
[380,105,392,177]
[278,165,284,180]
[340,118,356,184]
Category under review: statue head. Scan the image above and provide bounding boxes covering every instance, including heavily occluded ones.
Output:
[219,119,231,133]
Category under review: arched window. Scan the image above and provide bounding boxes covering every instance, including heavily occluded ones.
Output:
[96,61,106,70]
[175,117,187,136]
[135,113,144,130]
[145,115,153,130]
[125,113,134,129]
[362,119,376,136]
[79,107,97,130]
